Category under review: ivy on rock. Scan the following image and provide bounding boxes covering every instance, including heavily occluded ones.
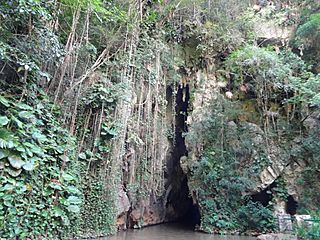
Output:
[0,95,81,239]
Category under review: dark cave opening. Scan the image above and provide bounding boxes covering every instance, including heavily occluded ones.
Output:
[251,184,274,207]
[286,195,298,215]
[165,84,201,229]
[251,182,298,216]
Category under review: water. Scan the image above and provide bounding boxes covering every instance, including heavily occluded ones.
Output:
[105,223,256,240]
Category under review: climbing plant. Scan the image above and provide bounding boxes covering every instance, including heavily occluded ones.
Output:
[0,94,81,239]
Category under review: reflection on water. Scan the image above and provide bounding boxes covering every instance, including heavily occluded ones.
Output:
[105,223,256,240]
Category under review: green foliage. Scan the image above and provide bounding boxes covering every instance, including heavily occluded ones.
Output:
[237,201,275,233]
[82,79,123,110]
[295,127,320,212]
[296,210,320,240]
[293,1,320,69]
[296,13,320,49]
[187,45,319,234]
[79,176,117,237]
[225,45,320,126]
[0,0,52,36]
[60,0,128,23]
[272,177,289,201]
[188,95,271,233]
[289,74,320,106]
[226,46,292,88]
[0,96,81,239]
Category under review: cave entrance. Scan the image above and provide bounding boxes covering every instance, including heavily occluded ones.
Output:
[286,195,298,215]
[251,186,273,207]
[165,84,200,229]
[250,182,298,216]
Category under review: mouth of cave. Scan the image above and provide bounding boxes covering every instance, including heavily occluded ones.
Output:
[165,84,201,228]
[251,181,298,215]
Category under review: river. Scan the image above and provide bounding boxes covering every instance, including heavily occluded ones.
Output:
[106,223,256,240]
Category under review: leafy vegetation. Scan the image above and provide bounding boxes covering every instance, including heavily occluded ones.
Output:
[296,211,320,240]
[0,0,320,238]
[0,95,81,239]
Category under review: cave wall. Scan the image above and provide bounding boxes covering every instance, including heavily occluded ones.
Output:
[104,1,318,233]
[115,80,195,230]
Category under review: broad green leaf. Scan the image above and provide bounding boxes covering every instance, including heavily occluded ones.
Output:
[65,186,80,194]
[8,155,25,169]
[23,143,43,155]
[66,196,82,205]
[32,132,47,143]
[4,200,13,207]
[6,167,22,177]
[11,116,23,128]
[49,182,62,190]
[0,149,9,159]
[22,161,35,171]
[0,96,10,107]
[18,111,35,120]
[15,103,33,110]
[0,129,12,139]
[62,173,74,181]
[59,155,70,162]
[66,205,80,213]
[2,184,14,191]
[0,116,9,126]
[53,206,64,217]
[106,128,117,136]
[78,152,86,159]
[16,145,26,153]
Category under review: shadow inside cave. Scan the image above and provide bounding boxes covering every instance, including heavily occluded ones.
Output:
[164,84,201,229]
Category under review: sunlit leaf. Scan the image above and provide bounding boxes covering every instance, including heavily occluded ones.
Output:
[18,111,35,120]
[53,206,64,217]
[66,196,82,205]
[0,149,9,159]
[67,205,80,213]
[49,182,62,190]
[78,152,86,159]
[62,173,74,181]
[0,116,9,126]
[59,155,70,162]
[6,167,22,177]
[0,96,10,107]
[22,161,35,171]
[8,155,25,169]
[65,186,80,194]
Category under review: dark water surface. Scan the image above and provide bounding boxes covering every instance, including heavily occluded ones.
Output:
[105,223,256,240]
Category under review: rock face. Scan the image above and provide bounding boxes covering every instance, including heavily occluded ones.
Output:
[277,214,293,233]
[114,4,318,232]
[129,197,166,228]
[116,188,130,230]
[253,4,297,42]
[115,83,194,230]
